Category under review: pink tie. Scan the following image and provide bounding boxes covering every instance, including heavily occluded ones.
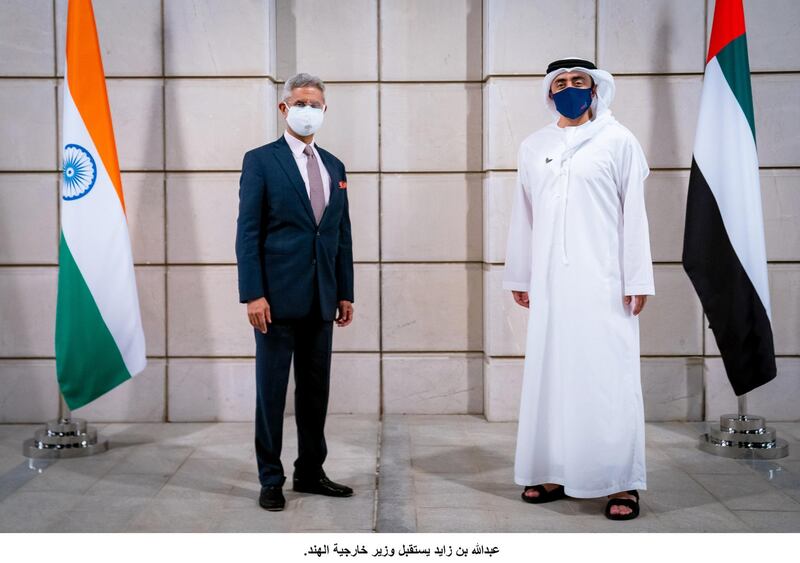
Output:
[304,145,325,224]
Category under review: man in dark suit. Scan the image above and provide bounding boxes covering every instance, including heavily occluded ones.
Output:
[235,73,355,512]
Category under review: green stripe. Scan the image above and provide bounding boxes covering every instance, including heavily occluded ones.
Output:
[55,232,130,410]
[715,33,756,140]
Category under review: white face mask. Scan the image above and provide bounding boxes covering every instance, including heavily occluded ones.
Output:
[285,104,325,136]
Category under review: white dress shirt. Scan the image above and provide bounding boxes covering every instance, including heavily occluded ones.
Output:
[283,131,331,205]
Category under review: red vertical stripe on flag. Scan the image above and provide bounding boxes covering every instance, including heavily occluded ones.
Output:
[707,0,747,63]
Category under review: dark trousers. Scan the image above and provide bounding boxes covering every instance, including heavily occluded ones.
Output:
[254,294,333,487]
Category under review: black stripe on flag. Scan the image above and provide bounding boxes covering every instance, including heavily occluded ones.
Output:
[683,158,776,396]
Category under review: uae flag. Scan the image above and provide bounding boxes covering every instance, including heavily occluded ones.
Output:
[56,0,146,409]
[683,0,775,396]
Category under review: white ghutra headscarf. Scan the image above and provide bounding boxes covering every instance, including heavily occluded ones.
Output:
[542,57,616,120]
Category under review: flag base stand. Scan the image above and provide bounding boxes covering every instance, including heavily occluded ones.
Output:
[22,418,108,459]
[699,414,789,459]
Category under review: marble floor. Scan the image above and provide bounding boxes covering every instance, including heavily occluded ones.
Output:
[0,415,799,533]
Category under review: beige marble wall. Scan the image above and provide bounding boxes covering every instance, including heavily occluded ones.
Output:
[0,0,798,423]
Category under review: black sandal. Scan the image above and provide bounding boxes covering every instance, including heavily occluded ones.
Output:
[604,490,640,520]
[521,484,566,504]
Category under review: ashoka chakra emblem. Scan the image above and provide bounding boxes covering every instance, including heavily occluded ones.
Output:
[62,144,97,201]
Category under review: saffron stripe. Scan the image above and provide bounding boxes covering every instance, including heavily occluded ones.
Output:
[65,0,126,213]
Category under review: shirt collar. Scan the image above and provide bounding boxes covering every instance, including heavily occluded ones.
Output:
[283,130,315,157]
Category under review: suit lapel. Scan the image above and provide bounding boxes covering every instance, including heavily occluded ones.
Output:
[272,137,316,224]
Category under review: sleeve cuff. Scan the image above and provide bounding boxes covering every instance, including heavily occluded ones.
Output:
[624,284,655,296]
[239,291,264,304]
[502,281,530,292]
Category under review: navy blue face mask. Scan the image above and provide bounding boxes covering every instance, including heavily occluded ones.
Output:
[552,86,593,119]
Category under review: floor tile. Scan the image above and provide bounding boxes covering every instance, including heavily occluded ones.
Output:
[732,509,800,532]
[691,472,800,512]
[0,417,797,533]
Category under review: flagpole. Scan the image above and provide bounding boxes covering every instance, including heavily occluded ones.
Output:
[737,394,747,417]
[60,393,71,421]
[23,392,109,459]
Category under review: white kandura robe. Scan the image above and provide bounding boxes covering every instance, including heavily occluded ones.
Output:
[503,111,655,498]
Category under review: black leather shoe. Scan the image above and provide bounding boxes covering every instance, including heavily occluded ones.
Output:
[292,475,353,497]
[259,486,286,511]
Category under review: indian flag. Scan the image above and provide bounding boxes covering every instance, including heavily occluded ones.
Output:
[56,0,146,409]
[682,0,775,396]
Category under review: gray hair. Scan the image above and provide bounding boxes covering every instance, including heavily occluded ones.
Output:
[281,73,325,102]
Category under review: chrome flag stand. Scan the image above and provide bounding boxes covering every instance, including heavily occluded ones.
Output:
[699,394,789,459]
[22,395,108,459]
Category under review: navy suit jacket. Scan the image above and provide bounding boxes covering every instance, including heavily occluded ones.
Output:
[235,135,354,322]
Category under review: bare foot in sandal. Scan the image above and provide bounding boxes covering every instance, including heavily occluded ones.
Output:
[605,490,640,520]
[523,483,561,500]
[521,483,565,504]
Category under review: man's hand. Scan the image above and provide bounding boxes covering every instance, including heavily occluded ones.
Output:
[336,300,354,327]
[624,295,648,316]
[247,297,271,333]
[512,291,530,309]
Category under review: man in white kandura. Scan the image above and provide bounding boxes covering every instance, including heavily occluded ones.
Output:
[503,57,655,521]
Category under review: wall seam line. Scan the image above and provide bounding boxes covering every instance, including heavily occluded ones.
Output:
[160,0,169,422]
